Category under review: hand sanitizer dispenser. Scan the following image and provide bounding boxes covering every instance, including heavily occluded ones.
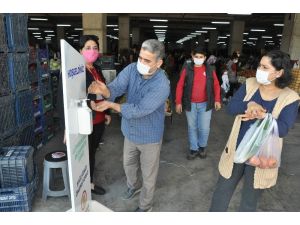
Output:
[77,99,93,135]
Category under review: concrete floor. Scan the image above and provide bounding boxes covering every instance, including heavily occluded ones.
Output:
[32,106,300,212]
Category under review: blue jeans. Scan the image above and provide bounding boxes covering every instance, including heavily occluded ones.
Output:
[185,102,212,151]
[209,163,263,212]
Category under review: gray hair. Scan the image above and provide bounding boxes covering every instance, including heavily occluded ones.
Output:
[141,39,165,60]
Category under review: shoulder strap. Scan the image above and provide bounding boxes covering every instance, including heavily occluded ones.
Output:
[244,77,259,101]
[272,87,300,118]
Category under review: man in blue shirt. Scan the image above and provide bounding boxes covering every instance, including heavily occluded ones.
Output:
[88,39,170,212]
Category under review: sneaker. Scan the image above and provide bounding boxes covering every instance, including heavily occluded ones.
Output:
[198,147,207,159]
[135,207,152,212]
[91,185,106,195]
[187,150,199,160]
[122,187,142,200]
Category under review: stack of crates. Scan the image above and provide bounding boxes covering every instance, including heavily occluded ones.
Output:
[0,146,38,212]
[0,14,35,150]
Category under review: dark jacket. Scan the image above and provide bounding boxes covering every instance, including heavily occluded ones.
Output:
[181,60,215,112]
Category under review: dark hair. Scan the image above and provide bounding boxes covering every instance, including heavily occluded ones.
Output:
[231,52,239,60]
[264,50,292,88]
[192,47,207,56]
[79,35,100,50]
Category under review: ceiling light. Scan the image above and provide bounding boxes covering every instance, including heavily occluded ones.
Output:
[262,36,272,39]
[195,30,208,33]
[202,27,217,30]
[67,37,74,39]
[154,29,167,32]
[28,28,39,30]
[191,33,201,35]
[30,18,48,21]
[243,32,249,35]
[226,34,230,37]
[34,36,41,38]
[71,34,79,37]
[205,39,209,42]
[217,42,225,44]
[211,21,230,24]
[32,32,41,35]
[150,19,168,22]
[153,25,168,28]
[277,34,282,37]
[114,28,119,31]
[47,34,55,37]
[250,29,266,32]
[249,38,258,40]
[106,25,118,27]
[274,24,284,26]
[37,38,43,40]
[57,24,71,27]
[218,36,227,39]
[74,28,83,31]
[44,30,54,33]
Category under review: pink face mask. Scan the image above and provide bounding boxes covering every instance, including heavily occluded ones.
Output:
[82,49,99,63]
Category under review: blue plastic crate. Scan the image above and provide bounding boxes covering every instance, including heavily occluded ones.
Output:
[32,96,43,117]
[42,93,53,113]
[4,14,28,53]
[8,53,30,92]
[28,63,38,83]
[0,146,35,188]
[19,124,35,147]
[15,89,34,128]
[0,14,8,52]
[0,171,38,212]
[38,49,48,62]
[0,53,11,97]
[0,95,17,139]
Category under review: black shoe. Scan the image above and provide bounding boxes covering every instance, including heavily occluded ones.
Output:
[92,185,106,195]
[198,147,207,159]
[187,150,198,160]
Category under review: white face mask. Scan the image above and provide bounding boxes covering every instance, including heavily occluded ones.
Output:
[233,59,238,63]
[194,58,205,66]
[256,69,272,85]
[137,59,151,75]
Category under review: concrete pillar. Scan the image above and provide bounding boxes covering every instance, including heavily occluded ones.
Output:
[118,15,130,52]
[131,27,140,46]
[197,34,205,48]
[57,26,65,49]
[208,30,218,53]
[82,13,107,53]
[281,13,300,60]
[228,20,244,56]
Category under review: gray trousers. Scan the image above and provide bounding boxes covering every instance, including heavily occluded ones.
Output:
[123,138,162,209]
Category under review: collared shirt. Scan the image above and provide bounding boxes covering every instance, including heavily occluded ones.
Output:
[108,63,170,144]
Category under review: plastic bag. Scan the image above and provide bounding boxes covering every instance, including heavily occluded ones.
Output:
[247,119,281,168]
[234,113,274,163]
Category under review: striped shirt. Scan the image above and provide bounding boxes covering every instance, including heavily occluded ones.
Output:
[108,63,170,144]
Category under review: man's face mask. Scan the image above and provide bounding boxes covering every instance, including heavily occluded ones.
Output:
[137,59,151,75]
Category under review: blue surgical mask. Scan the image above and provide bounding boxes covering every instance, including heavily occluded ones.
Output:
[137,59,150,75]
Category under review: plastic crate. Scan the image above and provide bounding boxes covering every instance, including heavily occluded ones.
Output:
[19,124,35,148]
[4,14,29,53]
[0,135,20,149]
[8,53,30,92]
[0,14,8,52]
[0,95,17,139]
[28,63,38,83]
[42,93,53,113]
[0,53,11,97]
[0,171,38,212]
[15,89,34,128]
[0,146,35,188]
[32,96,43,117]
[44,110,54,127]
[38,49,48,62]
[39,74,52,95]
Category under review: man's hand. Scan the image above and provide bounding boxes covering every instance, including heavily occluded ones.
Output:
[91,100,121,113]
[215,102,221,111]
[176,104,182,114]
[88,80,110,98]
